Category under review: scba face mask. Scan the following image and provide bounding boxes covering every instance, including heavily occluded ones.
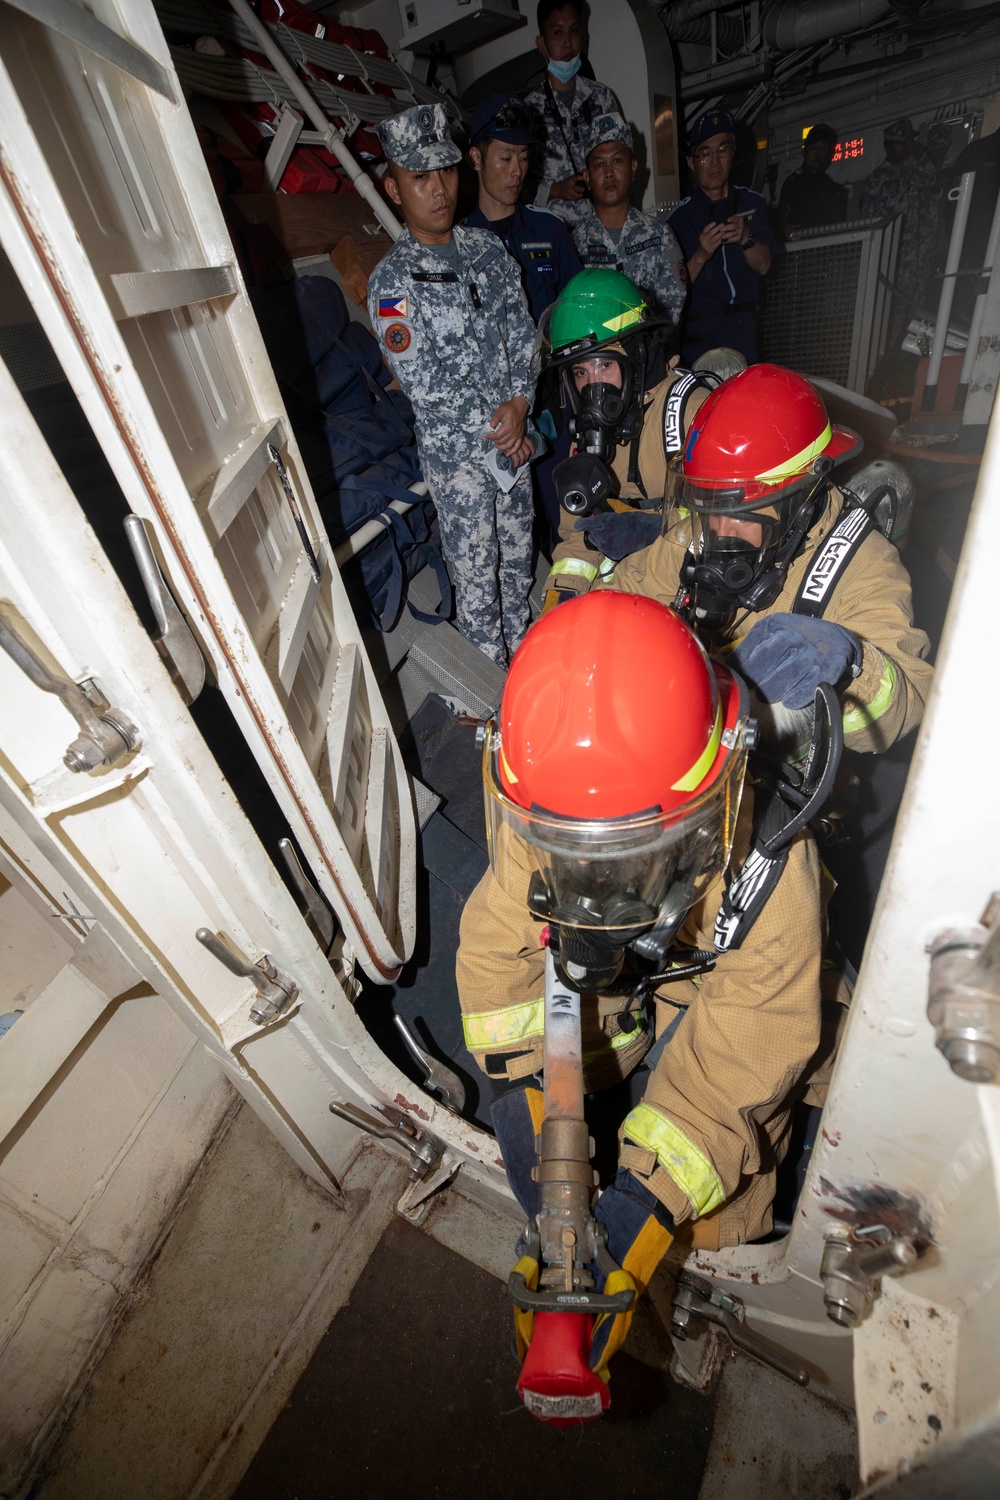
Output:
[667,469,830,635]
[558,346,645,463]
[569,366,631,462]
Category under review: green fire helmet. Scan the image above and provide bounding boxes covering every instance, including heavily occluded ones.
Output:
[544,268,650,364]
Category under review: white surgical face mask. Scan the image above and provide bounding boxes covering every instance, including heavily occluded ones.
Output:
[547,53,582,84]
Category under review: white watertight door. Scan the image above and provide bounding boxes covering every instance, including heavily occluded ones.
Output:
[0,1,506,1206]
[0,0,411,984]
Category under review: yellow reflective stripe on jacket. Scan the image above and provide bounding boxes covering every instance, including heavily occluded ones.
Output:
[463,1000,644,1058]
[583,1017,647,1064]
[843,654,897,736]
[462,998,544,1052]
[550,556,599,582]
[622,1101,725,1217]
[597,556,616,581]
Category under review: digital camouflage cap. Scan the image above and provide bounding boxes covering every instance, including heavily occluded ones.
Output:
[884,118,916,144]
[583,111,633,161]
[376,103,462,171]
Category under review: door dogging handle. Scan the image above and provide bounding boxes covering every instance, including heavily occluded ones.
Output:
[0,599,140,772]
[196,927,299,1025]
[124,515,206,704]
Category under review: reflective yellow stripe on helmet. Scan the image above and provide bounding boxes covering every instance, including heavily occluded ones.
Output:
[843,654,897,736]
[672,699,723,793]
[462,998,545,1052]
[622,1101,725,1217]
[602,305,646,333]
[549,556,599,581]
[756,423,832,482]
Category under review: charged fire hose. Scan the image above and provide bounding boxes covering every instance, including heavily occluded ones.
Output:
[507,944,634,1424]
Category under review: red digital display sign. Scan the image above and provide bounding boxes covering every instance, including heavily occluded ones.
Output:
[802,129,865,162]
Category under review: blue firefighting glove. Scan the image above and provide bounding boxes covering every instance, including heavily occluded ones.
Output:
[588,1168,675,1378]
[492,1079,545,1360]
[574,509,661,561]
[490,1078,543,1220]
[729,613,862,710]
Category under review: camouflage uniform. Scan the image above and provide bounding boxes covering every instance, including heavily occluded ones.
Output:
[369,106,538,664]
[572,206,686,325]
[522,74,621,227]
[859,120,938,322]
[572,111,687,325]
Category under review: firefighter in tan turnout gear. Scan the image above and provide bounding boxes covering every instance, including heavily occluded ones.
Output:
[628,359,933,756]
[457,362,933,1404]
[539,270,741,610]
[541,270,932,757]
[459,591,824,1411]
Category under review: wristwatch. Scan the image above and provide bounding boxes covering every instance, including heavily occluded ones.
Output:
[742,226,758,250]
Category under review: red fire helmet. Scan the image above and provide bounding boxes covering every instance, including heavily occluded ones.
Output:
[679,363,860,508]
[496,592,738,821]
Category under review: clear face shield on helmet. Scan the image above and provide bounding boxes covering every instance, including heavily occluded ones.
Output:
[482,673,749,959]
[664,458,829,630]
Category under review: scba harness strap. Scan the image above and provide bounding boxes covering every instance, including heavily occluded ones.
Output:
[714,844,787,953]
[719,677,843,951]
[718,505,875,938]
[793,503,874,618]
[662,370,718,459]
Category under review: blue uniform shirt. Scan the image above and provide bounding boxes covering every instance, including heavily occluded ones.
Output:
[464,200,582,323]
[668,185,776,364]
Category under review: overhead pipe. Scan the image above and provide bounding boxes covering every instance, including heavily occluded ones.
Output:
[658,0,745,47]
[665,13,746,48]
[227,0,402,240]
[663,0,892,48]
[766,31,1000,126]
[762,0,893,51]
[660,0,739,25]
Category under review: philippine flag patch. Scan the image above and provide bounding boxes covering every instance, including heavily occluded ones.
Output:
[378,295,408,318]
